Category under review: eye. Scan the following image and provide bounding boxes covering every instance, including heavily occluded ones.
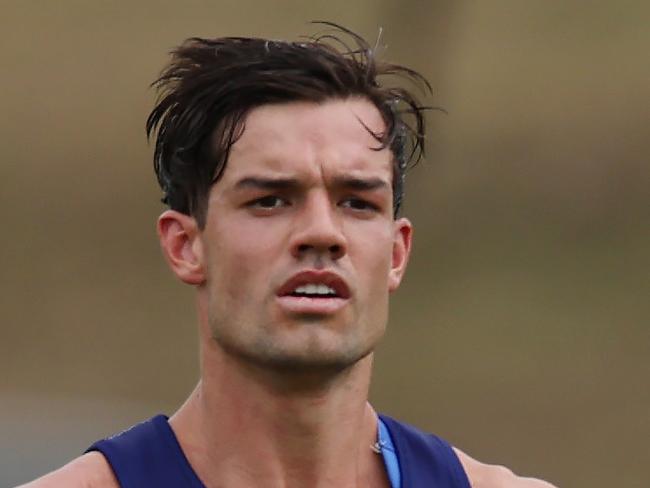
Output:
[340,197,379,212]
[248,195,288,209]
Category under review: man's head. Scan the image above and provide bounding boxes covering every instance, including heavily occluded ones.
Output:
[147,23,430,227]
[151,24,430,373]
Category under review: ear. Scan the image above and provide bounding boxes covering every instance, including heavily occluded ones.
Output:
[157,210,205,285]
[388,217,413,292]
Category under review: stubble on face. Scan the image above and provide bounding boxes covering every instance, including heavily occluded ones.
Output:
[199,98,401,376]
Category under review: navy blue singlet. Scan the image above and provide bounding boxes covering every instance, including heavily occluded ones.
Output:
[87,414,470,488]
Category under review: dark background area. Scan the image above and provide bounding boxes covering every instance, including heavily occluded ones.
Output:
[2,1,648,486]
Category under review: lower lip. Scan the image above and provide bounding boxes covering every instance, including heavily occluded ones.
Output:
[275,296,348,315]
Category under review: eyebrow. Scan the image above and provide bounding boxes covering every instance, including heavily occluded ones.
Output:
[234,177,301,191]
[233,175,390,192]
[330,175,390,191]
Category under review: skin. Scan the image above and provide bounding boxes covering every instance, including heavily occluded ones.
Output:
[20,99,557,488]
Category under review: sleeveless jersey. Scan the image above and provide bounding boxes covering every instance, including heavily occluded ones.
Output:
[86,414,470,488]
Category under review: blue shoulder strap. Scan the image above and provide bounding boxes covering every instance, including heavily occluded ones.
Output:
[378,417,402,488]
[379,414,471,488]
[86,415,205,488]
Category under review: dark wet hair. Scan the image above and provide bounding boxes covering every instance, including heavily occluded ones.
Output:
[146,22,431,226]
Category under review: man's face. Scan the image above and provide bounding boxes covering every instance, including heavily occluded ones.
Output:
[197,98,411,371]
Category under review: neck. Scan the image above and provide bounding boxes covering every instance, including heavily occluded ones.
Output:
[170,335,387,488]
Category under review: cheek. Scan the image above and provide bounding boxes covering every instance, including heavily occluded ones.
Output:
[348,224,394,291]
[368,251,394,295]
[204,219,283,294]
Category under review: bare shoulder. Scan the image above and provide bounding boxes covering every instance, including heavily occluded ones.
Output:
[17,452,118,488]
[453,448,558,488]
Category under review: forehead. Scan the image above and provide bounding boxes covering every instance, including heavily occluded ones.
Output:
[222,98,392,180]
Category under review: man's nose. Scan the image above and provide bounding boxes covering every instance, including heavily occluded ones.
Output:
[289,196,347,261]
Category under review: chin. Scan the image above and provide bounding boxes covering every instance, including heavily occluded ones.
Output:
[262,346,374,374]
[210,314,385,374]
[220,331,377,375]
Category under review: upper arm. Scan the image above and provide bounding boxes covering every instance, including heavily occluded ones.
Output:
[16,452,119,488]
[453,447,558,488]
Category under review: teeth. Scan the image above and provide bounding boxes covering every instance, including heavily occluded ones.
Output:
[294,283,336,295]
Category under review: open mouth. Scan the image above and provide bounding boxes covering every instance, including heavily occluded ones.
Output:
[288,283,339,298]
[276,270,350,314]
[277,270,350,299]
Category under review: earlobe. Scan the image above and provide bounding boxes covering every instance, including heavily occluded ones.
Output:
[157,210,206,285]
[388,218,412,292]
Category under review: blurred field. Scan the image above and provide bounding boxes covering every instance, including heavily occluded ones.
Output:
[1,1,649,486]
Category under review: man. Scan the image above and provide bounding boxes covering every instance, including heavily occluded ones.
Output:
[22,24,556,488]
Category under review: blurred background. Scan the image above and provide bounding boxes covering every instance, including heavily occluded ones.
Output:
[1,1,648,486]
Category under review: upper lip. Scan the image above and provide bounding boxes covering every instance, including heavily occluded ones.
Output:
[277,270,351,299]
